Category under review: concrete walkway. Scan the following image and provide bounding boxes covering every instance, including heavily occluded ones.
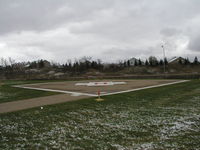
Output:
[0,94,89,114]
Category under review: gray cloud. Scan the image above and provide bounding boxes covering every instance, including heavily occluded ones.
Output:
[0,0,114,34]
[0,0,200,62]
[188,34,200,51]
[160,28,181,37]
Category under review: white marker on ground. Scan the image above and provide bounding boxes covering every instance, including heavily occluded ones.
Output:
[75,81,126,86]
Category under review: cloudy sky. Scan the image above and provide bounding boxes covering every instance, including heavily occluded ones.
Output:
[0,0,200,63]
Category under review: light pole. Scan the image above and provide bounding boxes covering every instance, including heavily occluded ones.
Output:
[161,45,166,73]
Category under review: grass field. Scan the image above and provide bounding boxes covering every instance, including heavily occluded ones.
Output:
[0,80,60,103]
[0,80,200,149]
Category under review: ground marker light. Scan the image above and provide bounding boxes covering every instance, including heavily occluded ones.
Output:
[95,90,104,102]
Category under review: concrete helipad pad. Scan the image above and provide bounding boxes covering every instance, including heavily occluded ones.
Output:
[15,80,186,96]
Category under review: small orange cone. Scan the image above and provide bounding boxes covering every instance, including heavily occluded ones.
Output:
[95,90,104,101]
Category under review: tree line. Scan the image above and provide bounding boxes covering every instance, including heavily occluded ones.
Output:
[0,56,199,75]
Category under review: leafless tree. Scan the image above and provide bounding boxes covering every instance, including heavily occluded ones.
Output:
[0,57,8,67]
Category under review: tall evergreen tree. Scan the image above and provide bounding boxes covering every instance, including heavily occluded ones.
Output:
[159,59,164,66]
[193,56,199,65]
[138,59,142,66]
[127,60,130,67]
[184,58,190,65]
[178,59,182,64]
[145,59,149,66]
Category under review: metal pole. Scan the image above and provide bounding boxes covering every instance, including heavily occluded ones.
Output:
[161,45,166,73]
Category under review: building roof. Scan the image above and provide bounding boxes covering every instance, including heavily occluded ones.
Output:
[168,57,185,64]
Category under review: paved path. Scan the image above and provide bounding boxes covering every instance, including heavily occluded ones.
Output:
[0,94,89,114]
[13,85,97,97]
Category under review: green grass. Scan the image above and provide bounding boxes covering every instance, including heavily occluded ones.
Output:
[0,80,60,103]
[0,80,200,149]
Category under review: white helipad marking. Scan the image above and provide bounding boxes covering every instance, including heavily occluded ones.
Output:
[13,80,189,97]
[75,81,126,86]
[71,93,83,97]
[100,80,189,96]
[13,85,97,97]
[99,92,107,94]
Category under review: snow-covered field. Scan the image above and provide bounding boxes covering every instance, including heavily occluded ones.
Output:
[1,97,200,149]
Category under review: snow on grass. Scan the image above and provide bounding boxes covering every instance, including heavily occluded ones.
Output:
[0,92,15,99]
[0,92,17,102]
[0,85,200,149]
[1,103,200,149]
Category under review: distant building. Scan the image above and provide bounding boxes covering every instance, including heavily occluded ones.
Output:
[168,57,185,64]
[129,58,139,66]
[128,57,144,66]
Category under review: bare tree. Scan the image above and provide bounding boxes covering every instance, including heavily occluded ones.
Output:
[8,57,15,66]
[0,58,8,67]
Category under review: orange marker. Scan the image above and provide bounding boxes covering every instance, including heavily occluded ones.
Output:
[98,90,100,98]
[95,90,104,102]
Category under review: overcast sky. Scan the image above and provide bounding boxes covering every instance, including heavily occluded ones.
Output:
[0,0,200,63]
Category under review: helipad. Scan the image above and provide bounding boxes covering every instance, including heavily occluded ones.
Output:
[14,80,187,97]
